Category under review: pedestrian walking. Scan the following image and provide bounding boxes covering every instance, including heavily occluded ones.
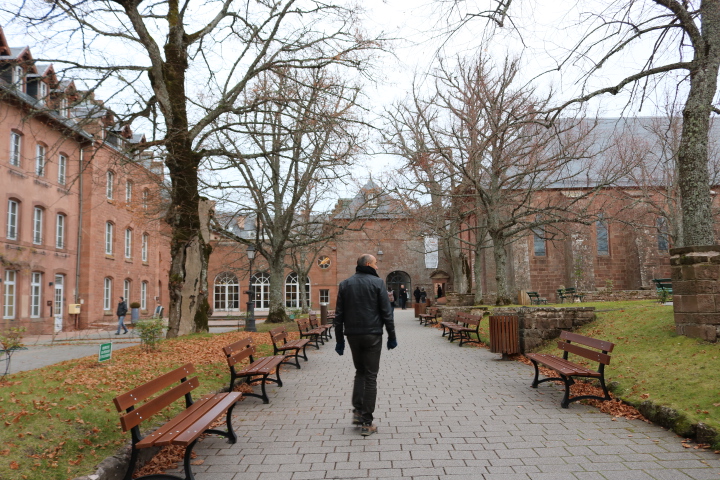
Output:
[420,287,427,304]
[437,284,443,299]
[413,286,421,305]
[399,284,408,310]
[116,297,129,335]
[334,254,397,436]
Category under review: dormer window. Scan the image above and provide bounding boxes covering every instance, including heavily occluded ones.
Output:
[60,98,68,118]
[38,82,47,103]
[12,65,23,90]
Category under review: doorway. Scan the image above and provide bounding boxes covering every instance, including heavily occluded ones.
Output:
[386,271,411,306]
[53,274,64,333]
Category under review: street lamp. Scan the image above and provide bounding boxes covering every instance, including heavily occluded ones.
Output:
[244,245,257,332]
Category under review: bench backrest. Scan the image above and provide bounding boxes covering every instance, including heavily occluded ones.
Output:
[564,288,576,294]
[270,326,287,347]
[427,307,438,316]
[223,337,256,367]
[296,318,311,332]
[308,314,321,328]
[558,330,614,365]
[527,291,539,297]
[113,363,198,432]
[456,312,482,326]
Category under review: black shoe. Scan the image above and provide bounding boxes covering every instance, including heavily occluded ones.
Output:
[114,332,120,335]
[360,424,377,436]
[123,330,128,334]
[352,410,362,426]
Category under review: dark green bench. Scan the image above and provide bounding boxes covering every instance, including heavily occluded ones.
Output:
[557,287,584,303]
[527,291,547,305]
[653,278,672,294]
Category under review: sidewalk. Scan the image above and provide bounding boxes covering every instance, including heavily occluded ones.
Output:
[177,309,720,480]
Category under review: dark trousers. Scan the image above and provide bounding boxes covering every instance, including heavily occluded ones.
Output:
[347,334,382,425]
[399,297,407,309]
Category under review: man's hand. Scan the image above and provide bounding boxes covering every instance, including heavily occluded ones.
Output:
[387,338,397,350]
[335,340,345,356]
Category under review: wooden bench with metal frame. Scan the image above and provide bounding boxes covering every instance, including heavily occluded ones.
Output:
[309,313,333,341]
[444,311,483,346]
[296,317,324,349]
[223,337,286,404]
[526,330,615,408]
[113,363,242,480]
[527,291,547,305]
[419,306,439,326]
[269,325,310,369]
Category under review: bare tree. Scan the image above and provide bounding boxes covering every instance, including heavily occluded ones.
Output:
[205,67,366,323]
[3,0,379,336]
[388,54,620,305]
[443,0,720,248]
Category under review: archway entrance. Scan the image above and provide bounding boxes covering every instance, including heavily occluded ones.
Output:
[386,271,411,307]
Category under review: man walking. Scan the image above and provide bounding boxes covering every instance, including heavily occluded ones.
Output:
[116,297,129,335]
[399,284,408,310]
[334,254,397,436]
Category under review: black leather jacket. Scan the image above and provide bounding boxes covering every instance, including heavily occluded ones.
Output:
[334,270,396,340]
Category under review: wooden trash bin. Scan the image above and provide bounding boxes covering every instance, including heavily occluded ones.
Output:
[414,302,420,318]
[489,315,519,360]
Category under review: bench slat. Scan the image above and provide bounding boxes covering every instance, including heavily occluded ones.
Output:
[560,331,615,353]
[238,355,286,375]
[119,376,200,432]
[156,392,242,447]
[526,353,600,377]
[557,341,612,365]
[136,392,217,448]
[114,363,195,412]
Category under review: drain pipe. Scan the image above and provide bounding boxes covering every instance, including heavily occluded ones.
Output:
[74,148,84,320]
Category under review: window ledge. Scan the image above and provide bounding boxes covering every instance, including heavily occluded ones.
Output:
[105,255,115,260]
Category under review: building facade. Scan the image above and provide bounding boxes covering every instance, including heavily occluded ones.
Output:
[0,27,170,334]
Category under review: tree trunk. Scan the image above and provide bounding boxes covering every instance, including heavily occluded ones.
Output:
[678,4,720,246]
[473,240,484,304]
[491,234,511,305]
[447,225,470,294]
[267,255,289,323]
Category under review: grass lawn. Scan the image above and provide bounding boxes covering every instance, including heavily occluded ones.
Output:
[0,320,298,480]
[478,300,720,443]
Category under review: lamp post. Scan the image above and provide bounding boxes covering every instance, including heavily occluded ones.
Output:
[244,245,257,332]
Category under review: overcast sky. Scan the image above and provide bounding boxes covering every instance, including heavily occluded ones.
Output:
[1,0,697,192]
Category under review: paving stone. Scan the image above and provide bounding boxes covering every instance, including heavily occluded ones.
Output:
[187,310,720,480]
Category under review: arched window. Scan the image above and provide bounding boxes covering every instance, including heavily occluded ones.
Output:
[124,279,132,304]
[596,217,609,256]
[35,144,46,176]
[141,233,149,262]
[56,213,66,249]
[285,272,310,308]
[124,228,133,258]
[251,272,270,309]
[214,272,239,312]
[103,277,112,310]
[125,180,133,203]
[141,281,148,310]
[105,222,114,255]
[32,207,44,245]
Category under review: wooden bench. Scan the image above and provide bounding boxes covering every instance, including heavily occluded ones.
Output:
[113,363,242,480]
[557,287,584,303]
[309,313,333,341]
[526,330,615,408]
[653,278,673,297]
[419,306,439,326]
[269,326,310,369]
[223,337,286,404]
[296,317,323,349]
[527,291,547,305]
[444,311,483,346]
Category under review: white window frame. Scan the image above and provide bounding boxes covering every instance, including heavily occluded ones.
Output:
[35,144,46,176]
[103,278,112,310]
[30,272,42,318]
[10,132,21,167]
[125,228,132,259]
[7,200,18,240]
[56,213,65,249]
[39,81,47,103]
[124,279,131,304]
[142,189,149,210]
[105,222,114,255]
[3,270,16,319]
[142,233,148,262]
[13,65,23,88]
[125,180,133,203]
[106,171,114,199]
[141,281,148,311]
[58,154,67,185]
[33,207,43,245]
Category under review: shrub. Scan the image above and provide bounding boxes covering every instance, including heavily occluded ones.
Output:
[135,318,165,352]
[130,301,141,309]
[0,327,26,378]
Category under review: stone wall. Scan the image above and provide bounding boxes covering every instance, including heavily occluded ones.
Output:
[579,289,658,302]
[671,246,720,342]
[492,306,596,352]
[436,306,488,323]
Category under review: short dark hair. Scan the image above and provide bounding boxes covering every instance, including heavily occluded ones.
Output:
[357,254,374,267]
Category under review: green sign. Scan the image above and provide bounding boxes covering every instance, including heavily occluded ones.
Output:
[98,343,112,362]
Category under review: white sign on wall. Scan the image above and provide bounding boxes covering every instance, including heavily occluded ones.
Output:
[424,236,438,269]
